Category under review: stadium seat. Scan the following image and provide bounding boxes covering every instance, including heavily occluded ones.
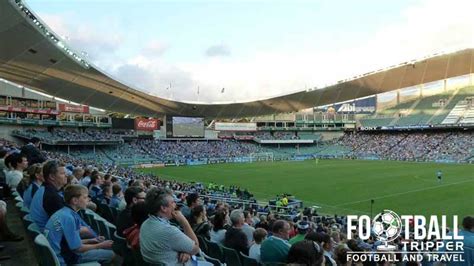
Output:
[197,235,209,254]
[221,246,242,265]
[27,223,42,260]
[199,251,223,266]
[204,240,225,263]
[240,251,258,266]
[34,234,100,266]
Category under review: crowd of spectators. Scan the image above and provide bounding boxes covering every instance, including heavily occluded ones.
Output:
[1,135,474,265]
[338,131,474,162]
[16,129,123,143]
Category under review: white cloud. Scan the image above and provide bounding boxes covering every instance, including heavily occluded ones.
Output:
[36,0,474,104]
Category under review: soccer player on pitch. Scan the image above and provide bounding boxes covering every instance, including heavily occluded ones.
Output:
[437,170,442,182]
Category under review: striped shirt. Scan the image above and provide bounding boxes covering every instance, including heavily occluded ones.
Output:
[140,215,195,265]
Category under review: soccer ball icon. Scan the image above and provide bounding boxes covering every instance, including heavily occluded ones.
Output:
[372,210,402,250]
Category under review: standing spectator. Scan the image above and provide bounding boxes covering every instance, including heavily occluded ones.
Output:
[224,209,249,255]
[260,220,291,264]
[140,187,199,265]
[44,185,114,265]
[20,137,46,165]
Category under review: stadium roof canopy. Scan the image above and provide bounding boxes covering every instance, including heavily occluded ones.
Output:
[1,0,474,118]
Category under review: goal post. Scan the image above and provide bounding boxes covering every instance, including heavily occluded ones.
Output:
[249,152,274,162]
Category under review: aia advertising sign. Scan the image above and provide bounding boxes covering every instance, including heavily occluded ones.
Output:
[58,104,89,113]
[135,118,159,131]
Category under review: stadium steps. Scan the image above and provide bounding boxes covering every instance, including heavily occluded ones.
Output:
[428,86,473,124]
[441,100,469,124]
[459,105,474,124]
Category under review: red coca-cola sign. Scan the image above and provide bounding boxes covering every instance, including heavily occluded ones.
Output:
[135,118,159,131]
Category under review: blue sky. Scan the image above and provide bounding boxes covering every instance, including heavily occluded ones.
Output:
[26,0,474,103]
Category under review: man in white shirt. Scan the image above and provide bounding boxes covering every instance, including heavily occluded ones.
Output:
[6,153,28,191]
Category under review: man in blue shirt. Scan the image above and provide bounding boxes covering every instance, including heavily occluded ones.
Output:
[44,184,114,265]
[30,160,67,231]
[23,163,44,209]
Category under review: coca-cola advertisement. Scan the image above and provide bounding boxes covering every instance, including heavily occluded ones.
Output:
[135,118,159,131]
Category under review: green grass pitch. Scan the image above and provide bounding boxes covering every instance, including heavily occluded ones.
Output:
[139,159,473,221]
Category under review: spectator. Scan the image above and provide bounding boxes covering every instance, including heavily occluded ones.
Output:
[22,163,43,209]
[190,205,211,240]
[123,201,148,251]
[109,184,123,209]
[210,211,227,244]
[6,153,28,192]
[306,232,337,266]
[71,167,84,184]
[88,172,103,203]
[182,193,200,220]
[116,186,145,237]
[224,209,249,255]
[289,220,310,245]
[242,210,256,247]
[44,184,114,265]
[29,160,67,230]
[249,228,267,263]
[287,239,325,266]
[140,187,199,265]
[260,220,291,264]
[20,137,46,165]
[101,185,112,205]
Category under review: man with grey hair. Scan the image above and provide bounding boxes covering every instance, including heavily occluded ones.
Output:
[140,187,199,265]
[224,209,249,255]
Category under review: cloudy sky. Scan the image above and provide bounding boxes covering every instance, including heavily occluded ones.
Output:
[27,0,474,103]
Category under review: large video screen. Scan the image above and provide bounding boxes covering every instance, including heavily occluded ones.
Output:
[172,117,204,137]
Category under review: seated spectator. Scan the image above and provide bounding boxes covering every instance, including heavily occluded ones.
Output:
[101,185,112,205]
[289,220,310,245]
[30,160,67,231]
[88,172,104,203]
[305,232,337,266]
[182,193,200,220]
[190,205,211,240]
[109,184,123,209]
[44,185,114,265]
[255,215,270,231]
[6,153,28,192]
[123,201,148,251]
[224,209,249,255]
[80,168,92,187]
[242,210,256,247]
[71,167,84,184]
[260,220,291,264]
[22,163,44,209]
[249,228,267,263]
[287,239,325,266]
[210,211,227,244]
[140,187,199,265]
[116,186,145,237]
